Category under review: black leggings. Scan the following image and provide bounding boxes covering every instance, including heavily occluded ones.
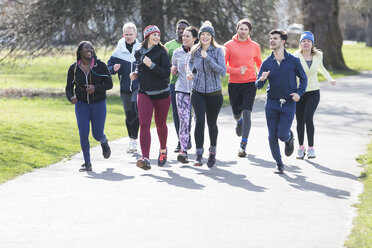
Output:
[191,92,223,149]
[296,90,320,147]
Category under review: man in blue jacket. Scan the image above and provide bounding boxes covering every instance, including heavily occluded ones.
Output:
[255,29,307,174]
[107,22,140,153]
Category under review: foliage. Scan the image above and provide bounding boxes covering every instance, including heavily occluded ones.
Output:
[0,0,278,61]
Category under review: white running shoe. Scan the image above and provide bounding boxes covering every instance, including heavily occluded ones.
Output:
[296,147,306,159]
[307,147,316,159]
[127,139,137,153]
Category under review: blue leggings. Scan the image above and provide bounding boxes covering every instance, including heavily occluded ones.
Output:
[75,100,107,162]
[265,98,295,165]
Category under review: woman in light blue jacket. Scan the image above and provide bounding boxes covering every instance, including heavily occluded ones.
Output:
[187,21,226,168]
[171,26,198,164]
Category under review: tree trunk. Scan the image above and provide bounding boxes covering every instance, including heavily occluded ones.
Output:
[365,9,372,46]
[140,0,164,41]
[302,0,350,70]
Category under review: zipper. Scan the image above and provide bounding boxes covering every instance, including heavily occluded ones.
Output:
[203,56,206,93]
[85,72,89,104]
[130,59,133,92]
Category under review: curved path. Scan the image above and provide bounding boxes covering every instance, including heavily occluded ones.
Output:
[0,72,371,248]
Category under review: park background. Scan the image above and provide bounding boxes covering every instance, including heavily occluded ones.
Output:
[0,0,372,247]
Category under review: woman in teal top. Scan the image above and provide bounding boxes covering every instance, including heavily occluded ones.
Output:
[294,31,336,159]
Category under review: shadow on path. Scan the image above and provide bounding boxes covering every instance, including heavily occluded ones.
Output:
[280,173,350,199]
[85,168,135,181]
[141,169,205,190]
[305,160,358,181]
[184,165,267,192]
[247,154,302,174]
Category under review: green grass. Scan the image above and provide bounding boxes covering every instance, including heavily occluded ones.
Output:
[0,51,121,91]
[345,140,372,247]
[0,96,127,183]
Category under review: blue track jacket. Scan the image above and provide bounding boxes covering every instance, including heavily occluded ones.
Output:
[255,50,307,99]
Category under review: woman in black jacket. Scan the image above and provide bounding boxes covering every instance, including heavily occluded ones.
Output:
[66,41,113,172]
[130,25,171,170]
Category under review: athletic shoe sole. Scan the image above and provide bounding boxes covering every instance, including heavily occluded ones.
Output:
[136,160,151,170]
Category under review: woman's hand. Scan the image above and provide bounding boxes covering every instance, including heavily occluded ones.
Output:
[330,80,336,86]
[187,74,194,81]
[201,51,207,58]
[70,96,77,104]
[85,84,95,94]
[143,56,152,67]
[130,72,138,80]
[171,66,178,75]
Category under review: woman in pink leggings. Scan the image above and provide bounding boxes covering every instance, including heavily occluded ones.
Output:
[130,25,171,170]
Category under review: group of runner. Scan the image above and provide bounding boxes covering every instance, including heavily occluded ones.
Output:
[65,18,336,174]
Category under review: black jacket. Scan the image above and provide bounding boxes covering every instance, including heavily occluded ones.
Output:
[66,58,113,104]
[134,44,170,92]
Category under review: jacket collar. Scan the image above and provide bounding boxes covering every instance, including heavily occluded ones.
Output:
[270,49,290,60]
[118,37,140,54]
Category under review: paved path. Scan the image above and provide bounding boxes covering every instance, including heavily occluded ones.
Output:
[1,72,371,248]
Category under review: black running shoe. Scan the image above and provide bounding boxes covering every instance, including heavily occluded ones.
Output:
[158,149,167,167]
[284,130,294,157]
[193,154,203,167]
[101,141,111,159]
[238,141,247,157]
[274,163,284,174]
[177,152,189,164]
[79,162,92,172]
[137,158,151,170]
[207,152,216,168]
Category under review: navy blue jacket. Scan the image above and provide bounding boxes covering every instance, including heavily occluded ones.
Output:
[255,50,307,99]
[107,38,140,93]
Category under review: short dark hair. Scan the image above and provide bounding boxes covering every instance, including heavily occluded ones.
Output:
[184,26,199,44]
[176,19,190,27]
[269,29,288,41]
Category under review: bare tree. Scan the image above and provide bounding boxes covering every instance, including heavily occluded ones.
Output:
[303,0,350,70]
[0,0,278,61]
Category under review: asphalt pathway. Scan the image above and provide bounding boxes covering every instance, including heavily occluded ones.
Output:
[0,72,371,248]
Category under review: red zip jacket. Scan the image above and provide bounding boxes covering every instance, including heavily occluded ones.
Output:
[224,34,262,83]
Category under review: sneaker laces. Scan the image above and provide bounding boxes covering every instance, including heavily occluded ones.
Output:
[159,152,167,162]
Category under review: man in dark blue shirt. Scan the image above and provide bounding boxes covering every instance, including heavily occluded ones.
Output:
[255,29,307,174]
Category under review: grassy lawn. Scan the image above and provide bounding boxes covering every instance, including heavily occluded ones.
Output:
[345,140,372,247]
[0,96,128,183]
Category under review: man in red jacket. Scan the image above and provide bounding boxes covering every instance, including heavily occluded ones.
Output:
[224,19,262,157]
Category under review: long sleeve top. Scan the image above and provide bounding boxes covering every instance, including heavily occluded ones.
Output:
[188,45,226,94]
[255,50,307,99]
[134,44,170,93]
[224,34,262,83]
[66,58,113,104]
[172,46,193,93]
[294,50,334,92]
